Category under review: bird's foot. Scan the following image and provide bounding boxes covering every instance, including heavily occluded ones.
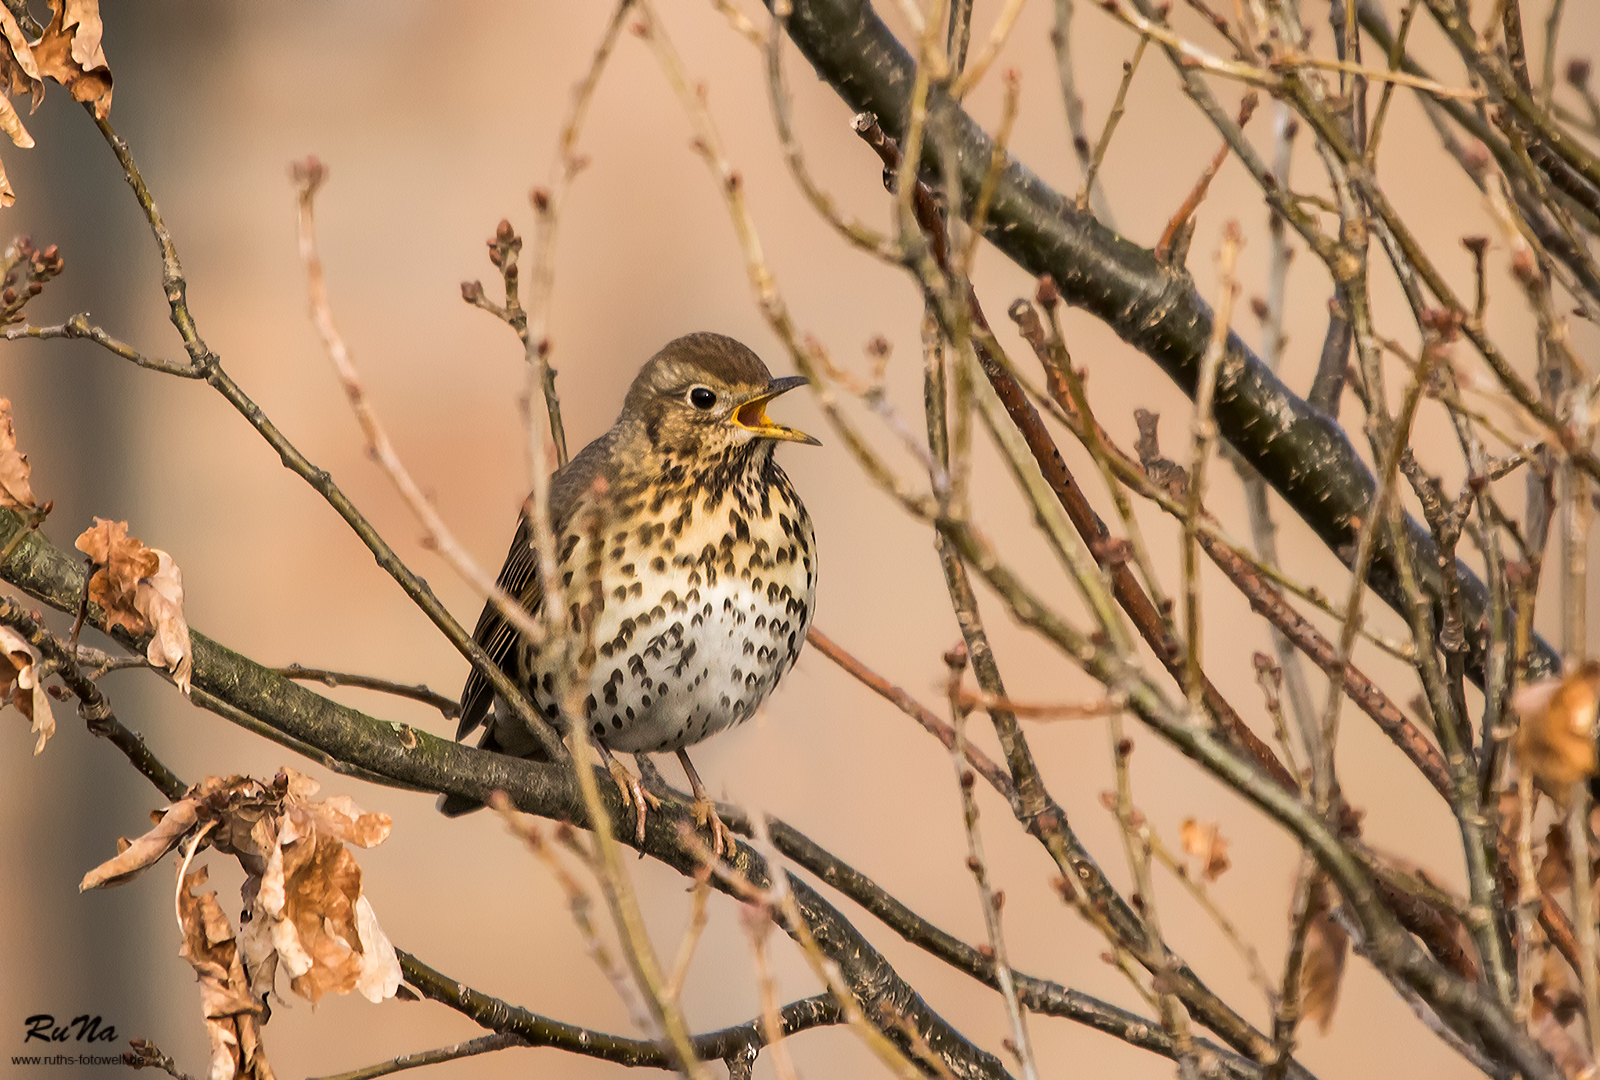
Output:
[675,748,735,859]
[603,751,661,844]
[690,793,734,859]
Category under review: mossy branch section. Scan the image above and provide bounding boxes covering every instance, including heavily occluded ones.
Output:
[775,0,1558,679]
[0,509,1009,1080]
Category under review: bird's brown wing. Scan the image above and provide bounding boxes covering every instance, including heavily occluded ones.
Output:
[455,428,620,743]
[454,512,539,741]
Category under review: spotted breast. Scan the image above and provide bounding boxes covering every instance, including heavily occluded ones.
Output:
[521,443,816,753]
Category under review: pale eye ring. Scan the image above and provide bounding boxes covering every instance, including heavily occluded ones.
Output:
[688,386,717,410]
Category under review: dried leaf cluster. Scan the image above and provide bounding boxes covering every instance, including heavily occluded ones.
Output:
[0,0,112,205]
[0,622,51,753]
[0,395,37,511]
[74,517,192,694]
[83,770,402,1080]
[1299,907,1349,1035]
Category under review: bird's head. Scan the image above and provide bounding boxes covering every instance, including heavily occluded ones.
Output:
[621,332,820,460]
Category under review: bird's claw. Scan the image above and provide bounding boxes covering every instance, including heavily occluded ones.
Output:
[691,794,733,859]
[607,757,661,844]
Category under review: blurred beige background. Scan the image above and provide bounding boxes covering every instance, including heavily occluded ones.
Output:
[3,1,1599,1077]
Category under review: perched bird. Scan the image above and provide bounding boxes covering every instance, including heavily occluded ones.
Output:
[441,332,819,852]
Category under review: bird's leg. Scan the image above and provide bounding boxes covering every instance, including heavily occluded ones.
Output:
[633,753,672,799]
[596,742,660,844]
[675,748,733,858]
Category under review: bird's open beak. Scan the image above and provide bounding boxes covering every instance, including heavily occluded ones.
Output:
[731,375,821,445]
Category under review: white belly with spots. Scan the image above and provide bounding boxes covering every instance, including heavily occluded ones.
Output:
[581,553,814,753]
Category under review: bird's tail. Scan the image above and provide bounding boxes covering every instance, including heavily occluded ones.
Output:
[436,792,484,817]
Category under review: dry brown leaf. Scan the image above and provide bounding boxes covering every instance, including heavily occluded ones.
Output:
[1530,945,1596,1078]
[1513,663,1600,799]
[258,771,398,1004]
[0,7,39,208]
[177,865,276,1080]
[80,797,202,890]
[1300,908,1348,1034]
[73,519,192,690]
[0,623,52,753]
[1180,818,1231,881]
[76,517,158,634]
[30,0,110,119]
[1530,1009,1595,1080]
[1540,824,1574,893]
[0,397,38,511]
[0,7,41,104]
[1535,941,1583,1024]
[137,549,192,695]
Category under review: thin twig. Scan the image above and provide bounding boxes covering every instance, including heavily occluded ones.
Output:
[397,948,840,1070]
[307,1033,528,1080]
[665,874,712,1001]
[1282,53,1482,99]
[1364,0,1420,163]
[761,3,898,261]
[806,627,1018,807]
[1183,223,1243,709]
[516,0,635,487]
[1312,345,1438,812]
[960,68,1021,278]
[4,314,197,376]
[1078,36,1147,210]
[1267,858,1318,1079]
[1051,0,1114,224]
[275,664,458,719]
[949,0,1028,99]
[944,647,1040,1080]
[1109,729,1201,1075]
[1155,101,1257,265]
[738,899,800,1080]
[1147,825,1277,1005]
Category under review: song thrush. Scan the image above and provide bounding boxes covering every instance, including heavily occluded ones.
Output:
[441,332,819,852]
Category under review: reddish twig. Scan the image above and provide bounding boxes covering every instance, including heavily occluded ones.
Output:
[1155,93,1259,264]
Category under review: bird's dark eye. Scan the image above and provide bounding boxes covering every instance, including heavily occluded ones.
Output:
[688,386,717,410]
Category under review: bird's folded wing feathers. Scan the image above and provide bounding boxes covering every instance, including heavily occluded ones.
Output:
[455,512,541,741]
[454,428,621,743]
